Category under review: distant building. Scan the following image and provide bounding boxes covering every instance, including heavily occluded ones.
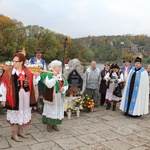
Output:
[130,43,138,52]
[120,42,125,47]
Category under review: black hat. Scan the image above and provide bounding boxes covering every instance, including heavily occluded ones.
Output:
[123,60,131,63]
[35,49,43,53]
[135,57,142,63]
[110,63,119,69]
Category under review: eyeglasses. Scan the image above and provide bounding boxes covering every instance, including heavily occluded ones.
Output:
[12,60,20,63]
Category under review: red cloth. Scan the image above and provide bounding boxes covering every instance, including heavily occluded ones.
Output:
[2,67,35,109]
[18,73,26,88]
[59,81,63,88]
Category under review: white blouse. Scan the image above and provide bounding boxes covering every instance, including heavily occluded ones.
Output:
[0,67,40,102]
[104,72,124,83]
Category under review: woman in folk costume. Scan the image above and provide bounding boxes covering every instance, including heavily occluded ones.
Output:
[104,63,124,111]
[1,53,38,142]
[99,62,110,106]
[40,60,68,132]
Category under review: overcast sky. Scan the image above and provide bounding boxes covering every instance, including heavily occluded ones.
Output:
[0,0,149,38]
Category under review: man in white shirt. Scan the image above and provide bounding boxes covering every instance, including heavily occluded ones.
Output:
[121,60,132,87]
[29,49,47,113]
[29,49,46,70]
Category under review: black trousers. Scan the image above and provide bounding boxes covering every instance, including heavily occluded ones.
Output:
[100,93,106,105]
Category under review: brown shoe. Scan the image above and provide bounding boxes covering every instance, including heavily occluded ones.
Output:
[11,136,22,142]
[11,131,22,142]
[18,133,29,138]
[47,124,52,132]
[52,125,60,132]
[18,126,29,139]
[11,126,22,142]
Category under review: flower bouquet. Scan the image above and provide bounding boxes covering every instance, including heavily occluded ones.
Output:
[83,94,94,112]
[67,105,73,119]
[67,105,73,112]
[66,87,80,97]
[73,97,83,110]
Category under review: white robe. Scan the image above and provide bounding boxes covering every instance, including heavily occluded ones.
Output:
[120,68,149,116]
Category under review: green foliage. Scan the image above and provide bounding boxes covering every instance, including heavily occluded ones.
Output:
[24,37,38,58]
[1,15,150,65]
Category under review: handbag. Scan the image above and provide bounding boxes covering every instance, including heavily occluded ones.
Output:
[113,85,122,98]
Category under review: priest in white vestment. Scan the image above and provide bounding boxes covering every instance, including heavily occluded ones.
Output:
[120,57,149,116]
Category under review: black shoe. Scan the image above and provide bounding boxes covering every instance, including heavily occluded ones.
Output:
[37,108,43,115]
[124,112,127,116]
[112,106,116,111]
[106,106,110,110]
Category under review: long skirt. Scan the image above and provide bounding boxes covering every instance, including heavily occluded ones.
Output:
[105,79,121,102]
[42,92,63,125]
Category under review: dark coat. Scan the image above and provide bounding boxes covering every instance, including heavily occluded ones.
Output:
[99,69,109,94]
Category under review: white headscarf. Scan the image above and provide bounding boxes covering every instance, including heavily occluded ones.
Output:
[48,60,62,71]
[48,60,62,80]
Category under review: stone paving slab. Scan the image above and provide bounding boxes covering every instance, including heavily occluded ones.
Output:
[138,120,150,128]
[101,139,134,150]
[1,106,150,150]
[71,124,98,134]
[134,130,150,140]
[31,131,61,142]
[0,120,10,127]
[0,115,6,120]
[0,126,11,136]
[89,122,112,132]
[6,135,38,148]
[3,145,31,150]
[104,119,125,128]
[73,143,111,150]
[119,134,149,147]
[29,141,63,150]
[111,126,134,136]
[0,135,10,149]
[56,127,81,138]
[76,133,106,144]
[25,124,41,134]
[130,146,150,150]
[54,137,87,150]
[95,130,123,140]
[125,123,150,132]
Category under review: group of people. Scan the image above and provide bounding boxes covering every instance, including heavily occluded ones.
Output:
[85,57,149,116]
[0,49,68,142]
[0,50,150,142]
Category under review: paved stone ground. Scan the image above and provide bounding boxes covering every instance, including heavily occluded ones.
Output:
[1,103,150,150]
